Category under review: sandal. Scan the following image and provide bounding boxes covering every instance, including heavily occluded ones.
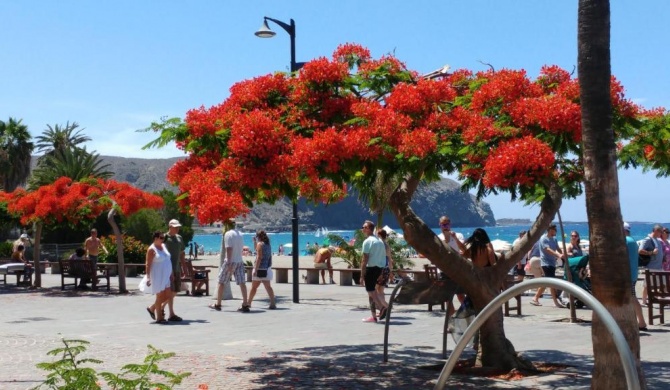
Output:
[155,319,168,324]
[209,303,222,311]
[237,305,250,313]
[529,300,542,306]
[168,315,183,322]
[378,306,388,320]
[146,307,156,320]
[268,303,277,310]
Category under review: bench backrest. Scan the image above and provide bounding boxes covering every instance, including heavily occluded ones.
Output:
[424,265,441,281]
[645,270,670,299]
[59,259,94,277]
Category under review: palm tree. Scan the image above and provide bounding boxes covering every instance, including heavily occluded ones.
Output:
[35,122,90,156]
[29,147,112,188]
[357,170,403,227]
[578,0,645,388]
[0,117,34,192]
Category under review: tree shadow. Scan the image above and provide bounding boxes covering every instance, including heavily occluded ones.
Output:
[225,344,670,389]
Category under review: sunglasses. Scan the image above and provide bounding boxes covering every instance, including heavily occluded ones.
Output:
[439,223,451,228]
[361,226,368,230]
[571,234,579,237]
[158,236,165,240]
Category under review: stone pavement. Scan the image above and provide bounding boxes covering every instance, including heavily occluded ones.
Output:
[1,269,669,389]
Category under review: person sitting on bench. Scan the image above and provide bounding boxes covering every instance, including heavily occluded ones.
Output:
[11,244,33,282]
[69,248,90,289]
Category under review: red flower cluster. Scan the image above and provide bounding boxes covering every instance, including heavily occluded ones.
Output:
[164,43,655,221]
[0,177,163,227]
[482,137,555,188]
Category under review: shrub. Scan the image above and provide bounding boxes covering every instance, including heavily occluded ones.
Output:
[0,240,13,257]
[33,338,191,390]
[98,235,147,264]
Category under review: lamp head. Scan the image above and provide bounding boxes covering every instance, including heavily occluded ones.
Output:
[255,19,276,38]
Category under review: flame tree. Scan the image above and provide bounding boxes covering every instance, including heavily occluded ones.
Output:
[0,177,163,291]
[147,44,665,370]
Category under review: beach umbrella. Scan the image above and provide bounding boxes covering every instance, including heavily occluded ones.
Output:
[491,239,512,253]
[283,243,293,249]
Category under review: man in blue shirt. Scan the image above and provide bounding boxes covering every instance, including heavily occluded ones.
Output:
[530,224,566,308]
[360,220,388,323]
[625,222,648,330]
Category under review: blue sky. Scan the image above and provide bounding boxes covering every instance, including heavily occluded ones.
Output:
[2,1,669,222]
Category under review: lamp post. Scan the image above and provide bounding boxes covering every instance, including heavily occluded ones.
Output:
[255,16,305,303]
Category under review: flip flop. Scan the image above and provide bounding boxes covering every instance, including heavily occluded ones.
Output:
[168,315,183,322]
[146,307,156,320]
[529,300,542,306]
[155,319,168,324]
[208,303,221,311]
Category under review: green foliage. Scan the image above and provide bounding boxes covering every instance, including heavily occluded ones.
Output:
[98,235,147,264]
[0,117,34,192]
[123,209,166,245]
[32,338,190,390]
[326,231,364,268]
[386,236,415,270]
[0,240,14,257]
[29,147,113,189]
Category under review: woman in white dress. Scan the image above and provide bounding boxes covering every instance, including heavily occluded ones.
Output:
[247,230,276,310]
[142,231,173,323]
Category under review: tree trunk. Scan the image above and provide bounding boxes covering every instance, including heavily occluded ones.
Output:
[32,223,42,288]
[108,208,127,293]
[578,0,645,388]
[389,173,563,370]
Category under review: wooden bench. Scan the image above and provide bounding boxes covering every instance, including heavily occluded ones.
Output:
[645,269,670,325]
[58,259,110,291]
[502,275,524,316]
[180,259,210,296]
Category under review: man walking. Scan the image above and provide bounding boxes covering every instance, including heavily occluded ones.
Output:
[210,219,249,312]
[530,224,566,308]
[360,220,388,323]
[163,219,185,321]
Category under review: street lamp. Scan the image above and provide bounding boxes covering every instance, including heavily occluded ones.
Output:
[255,16,305,303]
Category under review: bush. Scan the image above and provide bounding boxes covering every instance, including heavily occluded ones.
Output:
[98,235,147,264]
[0,240,13,257]
[33,338,191,390]
[123,209,165,245]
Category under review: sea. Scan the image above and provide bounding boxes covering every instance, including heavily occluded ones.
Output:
[192,222,667,256]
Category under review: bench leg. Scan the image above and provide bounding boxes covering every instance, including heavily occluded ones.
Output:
[305,270,320,284]
[339,272,353,286]
[276,269,289,284]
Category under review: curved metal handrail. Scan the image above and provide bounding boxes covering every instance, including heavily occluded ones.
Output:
[434,278,640,390]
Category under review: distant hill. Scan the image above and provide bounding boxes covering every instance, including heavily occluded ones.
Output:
[32,155,496,230]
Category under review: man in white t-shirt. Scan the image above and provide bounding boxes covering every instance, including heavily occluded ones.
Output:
[437,215,464,251]
[210,219,249,312]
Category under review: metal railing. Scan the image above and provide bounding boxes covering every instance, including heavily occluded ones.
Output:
[433,278,640,390]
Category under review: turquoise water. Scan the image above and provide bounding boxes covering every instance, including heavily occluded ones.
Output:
[193,222,666,255]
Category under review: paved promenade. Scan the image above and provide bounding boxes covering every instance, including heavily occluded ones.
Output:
[1,259,669,389]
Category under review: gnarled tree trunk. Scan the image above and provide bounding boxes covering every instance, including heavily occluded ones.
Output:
[108,208,127,293]
[578,0,645,387]
[32,222,42,288]
[389,172,563,369]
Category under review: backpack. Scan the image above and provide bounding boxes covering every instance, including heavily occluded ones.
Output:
[638,237,656,267]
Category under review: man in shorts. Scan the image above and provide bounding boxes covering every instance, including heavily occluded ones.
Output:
[163,219,185,321]
[211,219,249,312]
[313,246,335,284]
[531,224,566,308]
[360,220,388,323]
[84,228,108,268]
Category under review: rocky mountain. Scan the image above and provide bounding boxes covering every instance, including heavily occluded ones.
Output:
[97,156,495,230]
